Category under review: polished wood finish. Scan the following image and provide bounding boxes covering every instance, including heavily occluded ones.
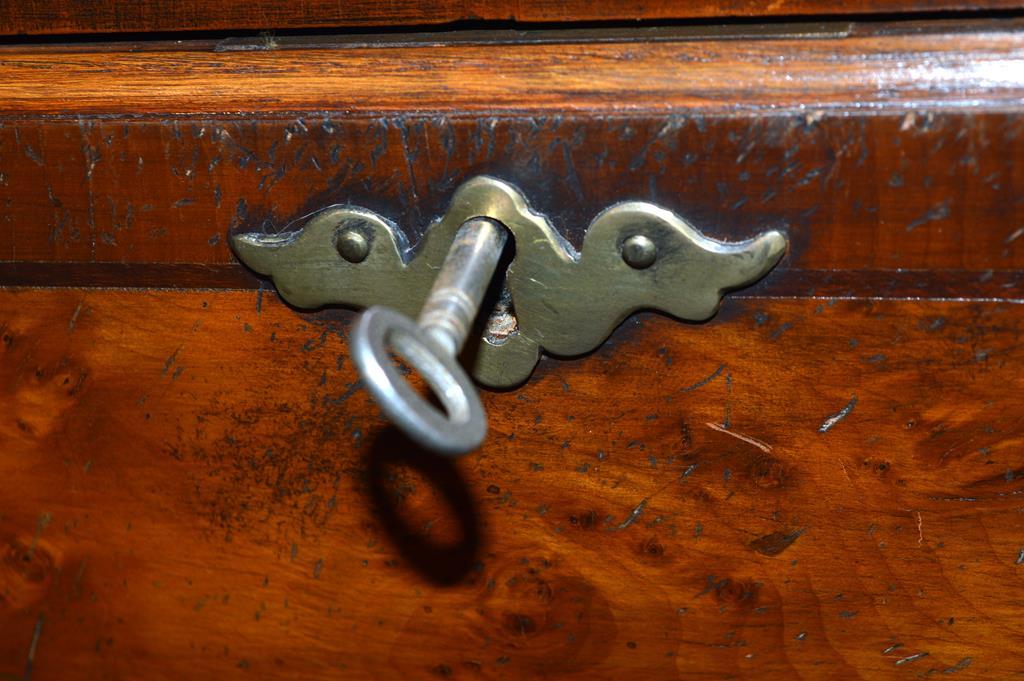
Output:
[3,0,1023,36]
[3,109,1024,299]
[2,12,1024,681]
[1,23,1023,302]
[1,289,1022,679]
[3,25,1024,115]
[2,111,1023,275]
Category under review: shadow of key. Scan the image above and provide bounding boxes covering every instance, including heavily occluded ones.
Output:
[365,426,482,586]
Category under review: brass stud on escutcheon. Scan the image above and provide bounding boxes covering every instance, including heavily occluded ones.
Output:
[336,229,370,263]
[621,234,657,269]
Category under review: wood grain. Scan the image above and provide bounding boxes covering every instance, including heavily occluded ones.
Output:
[2,26,1024,115]
[1,287,1022,679]
[1,22,1022,303]
[2,110,1022,298]
[2,15,1023,680]
[2,0,1024,36]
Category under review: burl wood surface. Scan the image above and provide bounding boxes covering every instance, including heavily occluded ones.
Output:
[1,289,1022,679]
[3,0,1023,36]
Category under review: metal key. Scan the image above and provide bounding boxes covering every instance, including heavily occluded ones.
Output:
[351,218,508,456]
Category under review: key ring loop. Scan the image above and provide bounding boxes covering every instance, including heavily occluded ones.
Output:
[352,305,487,456]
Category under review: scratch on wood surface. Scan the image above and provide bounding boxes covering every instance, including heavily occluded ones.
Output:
[894,652,929,666]
[678,364,725,393]
[819,395,857,433]
[162,345,183,376]
[617,498,647,530]
[723,372,733,429]
[67,302,83,332]
[1006,226,1024,245]
[916,511,923,546]
[905,200,950,232]
[23,613,43,681]
[944,657,972,674]
[26,513,51,560]
[704,422,772,453]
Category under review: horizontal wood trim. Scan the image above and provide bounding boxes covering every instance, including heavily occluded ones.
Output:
[2,0,1024,35]
[1,288,1022,678]
[0,263,262,290]
[2,24,1024,115]
[1,264,1021,302]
